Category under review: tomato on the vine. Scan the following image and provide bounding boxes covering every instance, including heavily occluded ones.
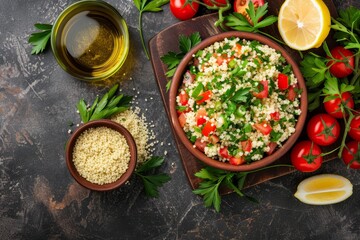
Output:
[349,114,360,141]
[306,113,340,146]
[342,141,360,169]
[234,0,265,23]
[324,92,354,119]
[202,0,227,7]
[327,46,355,78]
[170,0,199,21]
[291,141,323,172]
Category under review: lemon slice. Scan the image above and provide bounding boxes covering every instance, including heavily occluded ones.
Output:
[278,0,331,50]
[294,174,353,205]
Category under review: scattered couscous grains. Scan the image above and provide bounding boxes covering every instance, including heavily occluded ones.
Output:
[72,126,130,185]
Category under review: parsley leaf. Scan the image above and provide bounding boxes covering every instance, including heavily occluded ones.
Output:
[28,23,53,54]
[133,0,169,59]
[135,156,171,197]
[76,84,132,123]
[161,32,202,91]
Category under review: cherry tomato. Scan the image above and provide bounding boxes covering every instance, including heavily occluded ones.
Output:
[252,80,268,99]
[229,156,245,165]
[291,141,323,172]
[170,0,199,21]
[253,121,272,135]
[196,90,212,104]
[277,73,289,90]
[202,0,227,7]
[342,141,360,169]
[327,46,355,78]
[306,113,340,146]
[349,115,360,141]
[324,92,354,119]
[234,0,265,24]
[202,121,216,137]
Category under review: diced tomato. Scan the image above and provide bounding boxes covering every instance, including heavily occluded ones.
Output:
[240,139,252,152]
[253,121,272,135]
[177,107,190,116]
[270,111,280,121]
[183,70,195,85]
[197,117,206,126]
[195,108,207,126]
[277,73,289,90]
[195,138,207,152]
[252,80,268,99]
[196,90,212,104]
[219,147,230,159]
[178,113,186,128]
[209,135,220,144]
[178,91,189,106]
[202,121,216,137]
[287,85,297,101]
[229,156,245,166]
[234,43,242,55]
[267,142,277,155]
[216,54,228,65]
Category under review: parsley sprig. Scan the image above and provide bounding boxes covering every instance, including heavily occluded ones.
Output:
[193,164,293,212]
[135,156,171,197]
[133,0,169,59]
[76,84,132,123]
[28,23,53,54]
[161,32,202,91]
[224,2,279,44]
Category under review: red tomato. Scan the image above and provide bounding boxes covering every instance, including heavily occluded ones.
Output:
[234,0,265,24]
[229,156,245,165]
[342,141,360,169]
[324,92,354,119]
[349,115,360,141]
[277,73,289,90]
[219,147,230,159]
[202,0,227,7]
[196,108,207,126]
[178,113,186,128]
[327,46,355,78]
[170,0,199,21]
[241,139,252,152]
[267,142,277,155]
[306,113,340,146]
[287,85,297,101]
[195,138,207,152]
[183,70,195,85]
[202,121,216,137]
[252,80,268,99]
[291,141,323,172]
[178,91,189,106]
[270,111,280,121]
[253,121,272,135]
[234,43,242,55]
[196,90,212,104]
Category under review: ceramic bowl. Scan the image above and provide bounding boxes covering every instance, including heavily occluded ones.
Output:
[169,31,307,171]
[51,0,129,81]
[65,119,137,191]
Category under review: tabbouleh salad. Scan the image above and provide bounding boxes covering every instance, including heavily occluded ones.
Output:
[176,37,302,165]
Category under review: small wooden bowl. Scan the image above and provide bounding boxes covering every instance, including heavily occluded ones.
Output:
[169,31,308,172]
[65,119,137,191]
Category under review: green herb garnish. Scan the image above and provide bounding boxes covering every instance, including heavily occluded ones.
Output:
[135,156,171,197]
[161,32,202,91]
[193,164,293,212]
[133,0,169,59]
[76,84,132,123]
[28,23,53,54]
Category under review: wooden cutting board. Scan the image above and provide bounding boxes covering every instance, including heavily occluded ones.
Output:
[149,0,339,190]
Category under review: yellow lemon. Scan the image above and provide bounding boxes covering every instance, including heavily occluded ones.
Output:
[294,174,353,205]
[278,0,331,50]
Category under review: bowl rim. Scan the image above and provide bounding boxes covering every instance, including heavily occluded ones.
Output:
[65,119,137,191]
[50,0,129,81]
[169,31,308,172]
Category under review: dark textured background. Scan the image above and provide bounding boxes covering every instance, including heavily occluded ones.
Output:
[1,0,359,239]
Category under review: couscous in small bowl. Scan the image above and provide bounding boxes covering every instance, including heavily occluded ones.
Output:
[169,31,307,172]
[65,119,137,191]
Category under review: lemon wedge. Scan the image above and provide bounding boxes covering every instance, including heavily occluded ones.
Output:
[294,174,353,205]
[278,0,331,50]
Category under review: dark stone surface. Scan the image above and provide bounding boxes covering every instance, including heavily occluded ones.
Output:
[0,0,359,239]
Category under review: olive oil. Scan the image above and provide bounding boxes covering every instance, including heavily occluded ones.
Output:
[51,1,129,81]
